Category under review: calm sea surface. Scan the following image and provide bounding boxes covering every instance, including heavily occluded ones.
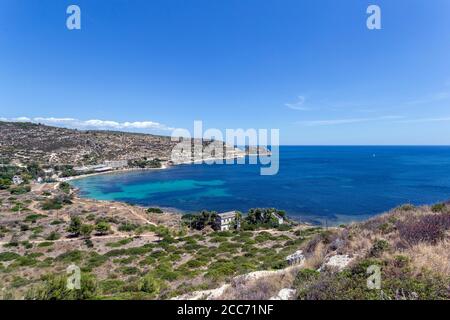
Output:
[71,146,450,224]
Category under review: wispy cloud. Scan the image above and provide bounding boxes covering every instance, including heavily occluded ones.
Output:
[406,91,450,106]
[297,116,404,127]
[1,117,175,132]
[395,116,450,124]
[285,96,309,111]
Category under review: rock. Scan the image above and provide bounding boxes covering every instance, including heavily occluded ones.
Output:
[285,250,305,266]
[319,254,353,272]
[270,288,296,300]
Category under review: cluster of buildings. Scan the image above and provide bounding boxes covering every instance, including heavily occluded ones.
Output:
[73,160,129,174]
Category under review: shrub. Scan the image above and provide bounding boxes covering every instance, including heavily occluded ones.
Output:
[45,231,61,241]
[138,274,163,296]
[106,238,133,248]
[80,224,94,238]
[41,198,63,210]
[95,221,111,235]
[100,279,125,294]
[24,214,47,223]
[398,204,415,211]
[0,252,21,261]
[58,182,71,194]
[25,273,98,300]
[9,185,31,195]
[38,241,54,248]
[397,213,450,245]
[67,217,82,237]
[369,239,390,257]
[118,223,139,232]
[147,207,163,214]
[431,203,446,213]
[294,268,320,287]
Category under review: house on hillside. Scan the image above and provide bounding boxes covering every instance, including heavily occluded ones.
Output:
[271,212,284,225]
[216,211,239,231]
[12,175,23,185]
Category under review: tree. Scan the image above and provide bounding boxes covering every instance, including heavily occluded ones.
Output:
[0,178,11,190]
[95,221,110,236]
[67,216,82,237]
[80,224,94,239]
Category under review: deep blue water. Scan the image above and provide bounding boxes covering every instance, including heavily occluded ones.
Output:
[71,146,450,224]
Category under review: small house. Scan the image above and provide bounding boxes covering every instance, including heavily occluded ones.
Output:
[12,176,23,185]
[216,211,238,231]
[271,212,284,225]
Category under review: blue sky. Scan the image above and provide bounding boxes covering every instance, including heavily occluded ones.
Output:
[1,0,450,144]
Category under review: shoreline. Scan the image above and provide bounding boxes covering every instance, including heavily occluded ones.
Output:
[61,153,256,182]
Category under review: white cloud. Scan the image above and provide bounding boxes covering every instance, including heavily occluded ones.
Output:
[286,96,309,111]
[1,116,174,132]
[297,116,404,127]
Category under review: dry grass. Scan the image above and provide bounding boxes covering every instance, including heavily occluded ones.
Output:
[405,240,450,277]
[220,268,297,300]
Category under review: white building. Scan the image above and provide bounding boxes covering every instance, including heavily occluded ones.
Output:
[74,164,112,173]
[12,176,23,185]
[271,212,284,225]
[104,160,128,169]
[216,211,238,231]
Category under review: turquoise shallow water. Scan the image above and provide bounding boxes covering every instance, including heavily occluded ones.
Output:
[71,146,450,224]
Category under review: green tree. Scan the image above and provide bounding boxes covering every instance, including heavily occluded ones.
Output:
[95,221,111,235]
[67,217,82,237]
[80,224,94,239]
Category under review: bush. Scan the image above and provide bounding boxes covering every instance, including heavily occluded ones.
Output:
[26,273,98,300]
[41,198,63,210]
[431,203,446,213]
[67,217,82,237]
[118,223,139,232]
[0,252,21,261]
[369,239,390,257]
[398,204,415,211]
[46,231,61,241]
[9,185,31,195]
[106,238,133,248]
[397,213,450,245]
[138,274,163,296]
[24,214,47,223]
[95,221,111,235]
[58,182,71,194]
[147,207,163,214]
[80,224,94,238]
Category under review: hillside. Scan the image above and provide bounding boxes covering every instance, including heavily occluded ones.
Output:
[218,203,450,300]
[0,178,448,299]
[0,121,180,166]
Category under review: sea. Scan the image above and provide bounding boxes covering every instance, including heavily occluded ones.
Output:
[71,146,450,225]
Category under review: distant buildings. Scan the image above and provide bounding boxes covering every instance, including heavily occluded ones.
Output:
[73,164,113,174]
[104,160,128,169]
[216,211,239,231]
